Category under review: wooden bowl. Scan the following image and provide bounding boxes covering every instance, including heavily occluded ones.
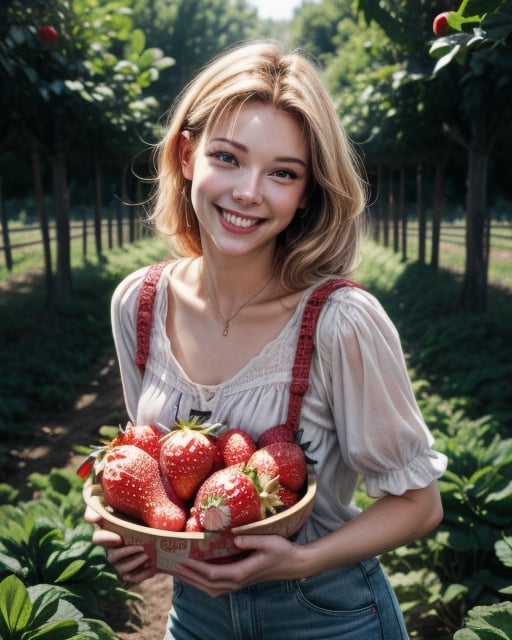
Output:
[83,473,316,572]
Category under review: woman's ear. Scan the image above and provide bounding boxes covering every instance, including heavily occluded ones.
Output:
[179,131,194,180]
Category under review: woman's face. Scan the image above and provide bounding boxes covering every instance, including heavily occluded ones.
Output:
[180,104,309,261]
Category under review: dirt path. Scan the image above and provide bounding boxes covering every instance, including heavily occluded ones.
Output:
[9,357,172,640]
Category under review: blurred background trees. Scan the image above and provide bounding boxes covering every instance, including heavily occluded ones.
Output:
[1,0,511,311]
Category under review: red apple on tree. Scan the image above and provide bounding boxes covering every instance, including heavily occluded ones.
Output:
[433,12,452,37]
[39,25,58,44]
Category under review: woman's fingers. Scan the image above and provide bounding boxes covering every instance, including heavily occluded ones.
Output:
[108,545,157,583]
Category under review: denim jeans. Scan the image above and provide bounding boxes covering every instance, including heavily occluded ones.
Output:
[163,558,409,639]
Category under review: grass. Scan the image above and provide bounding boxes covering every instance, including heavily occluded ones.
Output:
[376,219,512,290]
[0,217,151,282]
[0,235,170,439]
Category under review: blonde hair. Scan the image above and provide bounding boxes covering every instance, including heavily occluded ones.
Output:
[151,39,367,291]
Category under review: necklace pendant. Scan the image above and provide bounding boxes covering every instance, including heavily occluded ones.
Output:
[223,322,230,337]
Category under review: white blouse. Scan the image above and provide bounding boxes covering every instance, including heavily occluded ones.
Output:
[111,262,447,543]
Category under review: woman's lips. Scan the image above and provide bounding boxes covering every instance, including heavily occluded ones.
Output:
[218,207,263,232]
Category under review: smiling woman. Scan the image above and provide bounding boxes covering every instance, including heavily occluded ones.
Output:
[85,40,446,640]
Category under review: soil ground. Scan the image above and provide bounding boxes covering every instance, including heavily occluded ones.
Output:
[8,356,172,640]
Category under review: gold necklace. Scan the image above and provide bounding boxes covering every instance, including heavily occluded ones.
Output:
[205,275,273,336]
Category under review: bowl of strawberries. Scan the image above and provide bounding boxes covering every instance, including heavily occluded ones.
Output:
[81,420,316,572]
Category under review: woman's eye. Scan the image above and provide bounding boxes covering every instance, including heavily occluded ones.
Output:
[214,152,237,165]
[273,169,296,180]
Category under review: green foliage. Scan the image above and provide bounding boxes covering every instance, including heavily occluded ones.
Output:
[0,468,138,637]
[430,0,512,74]
[382,401,512,634]
[0,574,78,640]
[0,573,121,639]
[129,0,261,112]
[22,468,91,519]
[454,602,512,639]
[0,483,19,504]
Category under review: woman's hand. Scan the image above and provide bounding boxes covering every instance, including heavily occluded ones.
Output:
[173,481,444,598]
[84,506,157,583]
[173,534,303,597]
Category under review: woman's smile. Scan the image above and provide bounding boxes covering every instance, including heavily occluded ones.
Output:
[218,207,264,232]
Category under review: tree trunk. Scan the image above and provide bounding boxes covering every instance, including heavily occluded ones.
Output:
[118,162,130,248]
[373,164,382,243]
[94,157,103,259]
[30,140,53,306]
[431,158,445,272]
[82,213,87,259]
[0,178,13,271]
[51,119,72,301]
[417,163,426,263]
[392,169,399,253]
[383,168,391,248]
[399,166,407,262]
[460,117,489,312]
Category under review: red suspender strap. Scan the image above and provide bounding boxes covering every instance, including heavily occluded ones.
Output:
[135,261,172,375]
[285,278,364,432]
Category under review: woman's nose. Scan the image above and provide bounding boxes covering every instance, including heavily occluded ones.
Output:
[233,171,263,205]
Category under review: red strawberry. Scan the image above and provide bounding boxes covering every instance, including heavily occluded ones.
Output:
[101,445,186,531]
[119,422,162,460]
[217,428,257,466]
[160,471,186,509]
[185,508,203,532]
[433,11,451,37]
[247,442,307,492]
[77,457,95,480]
[277,486,300,509]
[39,25,58,44]
[257,424,295,448]
[77,422,163,480]
[193,465,262,531]
[208,435,225,471]
[159,419,219,501]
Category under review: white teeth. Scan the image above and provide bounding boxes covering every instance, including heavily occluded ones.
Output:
[222,211,258,228]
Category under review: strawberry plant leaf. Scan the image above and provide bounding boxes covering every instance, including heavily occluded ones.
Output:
[454,602,512,639]
[0,574,32,633]
[53,559,88,584]
[26,620,79,640]
[27,583,117,639]
[0,553,24,577]
[495,536,512,568]
[26,584,62,630]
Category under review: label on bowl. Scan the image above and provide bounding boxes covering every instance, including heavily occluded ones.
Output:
[103,520,244,572]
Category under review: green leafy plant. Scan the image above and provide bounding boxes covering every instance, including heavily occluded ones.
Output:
[454,602,512,639]
[21,467,90,518]
[0,468,141,634]
[381,397,512,635]
[0,574,77,640]
[0,573,116,639]
[0,497,125,619]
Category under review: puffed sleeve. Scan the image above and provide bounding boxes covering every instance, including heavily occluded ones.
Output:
[110,266,148,423]
[317,287,447,498]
